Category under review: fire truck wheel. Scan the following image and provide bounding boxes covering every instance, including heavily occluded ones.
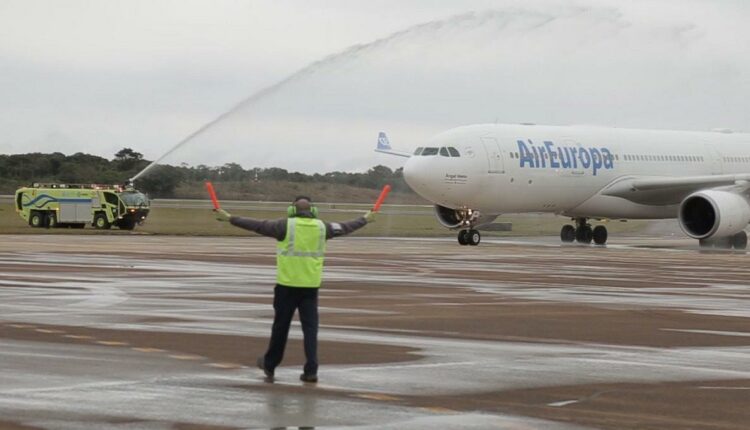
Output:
[119,220,136,231]
[93,213,111,230]
[47,212,57,228]
[29,211,45,228]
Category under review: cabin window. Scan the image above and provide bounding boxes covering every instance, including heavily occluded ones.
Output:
[448,147,460,157]
[16,193,23,211]
[413,147,424,156]
[421,147,439,156]
[439,147,450,157]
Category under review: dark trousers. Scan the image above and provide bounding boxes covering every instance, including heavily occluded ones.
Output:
[263,284,319,375]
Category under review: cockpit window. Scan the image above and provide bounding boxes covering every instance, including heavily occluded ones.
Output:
[421,147,439,156]
[447,147,460,157]
[439,147,450,157]
[413,147,424,155]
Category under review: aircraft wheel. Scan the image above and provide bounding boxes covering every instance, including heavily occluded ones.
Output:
[29,211,45,228]
[732,231,747,250]
[93,213,111,230]
[713,236,733,249]
[560,224,575,243]
[467,229,481,246]
[593,225,608,245]
[575,225,593,244]
[457,230,469,246]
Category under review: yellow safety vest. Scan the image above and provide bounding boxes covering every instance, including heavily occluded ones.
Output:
[276,217,327,288]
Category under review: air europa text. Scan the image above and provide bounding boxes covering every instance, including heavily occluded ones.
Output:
[517,139,614,176]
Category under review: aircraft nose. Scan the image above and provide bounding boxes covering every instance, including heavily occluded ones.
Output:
[403,157,421,188]
[403,157,432,197]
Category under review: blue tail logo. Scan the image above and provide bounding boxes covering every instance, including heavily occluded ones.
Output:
[377,132,391,150]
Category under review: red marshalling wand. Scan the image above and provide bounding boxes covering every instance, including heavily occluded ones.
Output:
[373,185,391,212]
[205,181,221,210]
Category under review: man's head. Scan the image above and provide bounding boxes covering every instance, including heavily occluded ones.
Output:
[288,196,318,218]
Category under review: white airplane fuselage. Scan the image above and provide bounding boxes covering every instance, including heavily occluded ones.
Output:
[403,124,750,221]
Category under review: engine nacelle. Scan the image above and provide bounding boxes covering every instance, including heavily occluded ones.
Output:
[679,190,750,239]
[434,205,496,229]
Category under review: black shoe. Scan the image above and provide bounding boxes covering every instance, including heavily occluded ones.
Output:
[300,373,318,383]
[256,356,273,381]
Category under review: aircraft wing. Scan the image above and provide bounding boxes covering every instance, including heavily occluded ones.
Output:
[602,174,750,205]
[374,131,411,158]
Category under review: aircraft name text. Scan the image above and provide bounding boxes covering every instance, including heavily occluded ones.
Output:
[516,139,614,176]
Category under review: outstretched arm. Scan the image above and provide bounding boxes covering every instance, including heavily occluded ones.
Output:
[325,211,375,239]
[230,216,287,241]
[215,209,287,240]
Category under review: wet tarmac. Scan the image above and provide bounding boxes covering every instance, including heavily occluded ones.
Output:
[0,234,749,429]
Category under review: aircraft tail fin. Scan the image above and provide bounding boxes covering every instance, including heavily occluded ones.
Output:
[377,132,392,150]
[375,132,411,158]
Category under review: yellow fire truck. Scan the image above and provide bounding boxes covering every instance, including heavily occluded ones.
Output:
[15,183,150,230]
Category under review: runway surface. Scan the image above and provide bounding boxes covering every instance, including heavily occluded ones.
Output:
[0,234,749,429]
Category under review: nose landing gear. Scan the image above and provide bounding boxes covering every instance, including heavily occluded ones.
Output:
[561,218,608,245]
[458,229,481,246]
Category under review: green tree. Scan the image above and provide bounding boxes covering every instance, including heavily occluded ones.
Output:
[137,165,183,197]
[114,148,144,171]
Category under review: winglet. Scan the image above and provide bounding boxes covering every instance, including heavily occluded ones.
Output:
[374,132,411,158]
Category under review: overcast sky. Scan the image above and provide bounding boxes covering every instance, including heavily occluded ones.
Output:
[1,0,749,173]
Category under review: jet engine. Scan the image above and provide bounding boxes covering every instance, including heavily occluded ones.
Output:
[679,190,750,239]
[434,205,496,229]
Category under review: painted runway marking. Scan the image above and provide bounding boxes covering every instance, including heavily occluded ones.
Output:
[34,328,64,334]
[328,361,479,372]
[662,328,750,337]
[353,393,400,401]
[548,400,580,407]
[422,406,456,413]
[63,334,94,340]
[168,354,204,361]
[206,362,244,369]
[96,340,129,346]
[8,324,35,329]
[698,386,750,390]
[132,347,165,353]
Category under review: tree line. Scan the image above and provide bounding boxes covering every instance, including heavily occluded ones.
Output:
[0,148,412,198]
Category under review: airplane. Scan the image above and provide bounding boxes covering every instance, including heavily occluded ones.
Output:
[376,124,750,249]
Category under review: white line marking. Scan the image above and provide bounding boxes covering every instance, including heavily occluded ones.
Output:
[548,400,580,407]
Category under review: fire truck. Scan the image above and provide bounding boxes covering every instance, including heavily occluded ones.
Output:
[14,183,150,230]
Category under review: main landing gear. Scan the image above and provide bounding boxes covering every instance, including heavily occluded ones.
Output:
[458,229,481,246]
[699,231,748,250]
[560,217,608,245]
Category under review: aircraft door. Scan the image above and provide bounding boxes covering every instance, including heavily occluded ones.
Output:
[563,139,586,177]
[480,137,505,174]
[704,144,723,175]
